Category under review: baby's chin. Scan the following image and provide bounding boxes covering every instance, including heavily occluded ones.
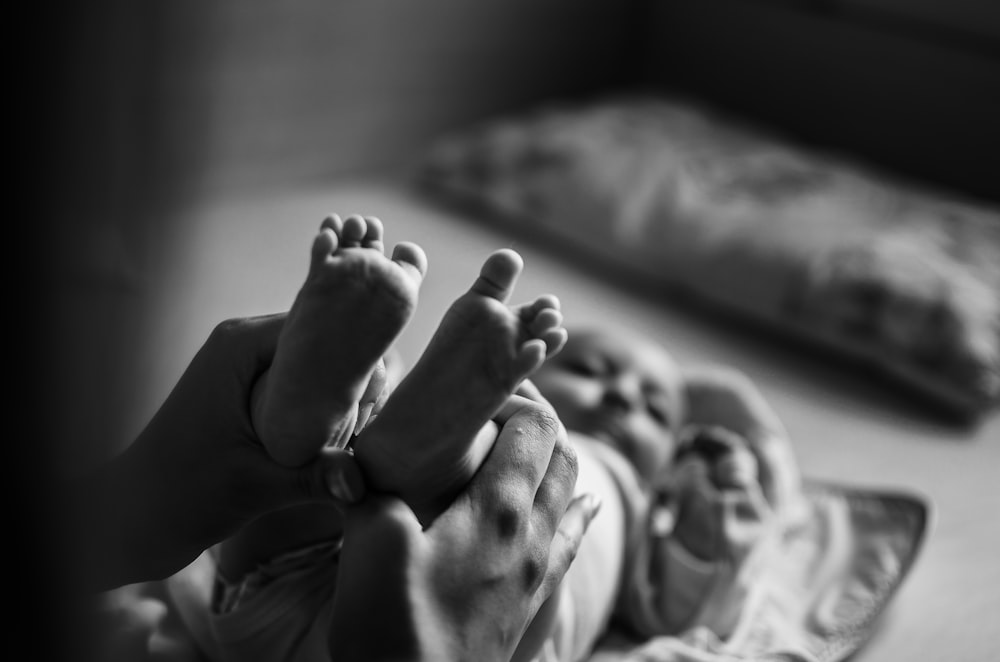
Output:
[588,429,671,484]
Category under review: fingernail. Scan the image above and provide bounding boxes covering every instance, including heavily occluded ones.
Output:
[583,493,603,520]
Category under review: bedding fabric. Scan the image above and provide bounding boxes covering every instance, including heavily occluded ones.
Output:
[105,483,925,662]
[592,483,929,662]
[418,96,1000,422]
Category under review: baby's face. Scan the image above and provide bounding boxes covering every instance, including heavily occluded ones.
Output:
[532,328,685,482]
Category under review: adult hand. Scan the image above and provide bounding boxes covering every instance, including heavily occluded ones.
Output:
[71,314,369,591]
[681,366,801,514]
[329,392,601,662]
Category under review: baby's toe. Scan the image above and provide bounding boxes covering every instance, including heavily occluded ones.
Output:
[529,307,563,335]
[320,213,344,235]
[470,249,524,302]
[391,242,428,285]
[311,227,339,266]
[532,294,561,313]
[539,327,568,356]
[362,216,385,251]
[514,338,548,376]
[341,214,368,246]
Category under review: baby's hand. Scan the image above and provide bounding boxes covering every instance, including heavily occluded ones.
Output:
[663,426,771,561]
[622,427,777,639]
[682,366,802,516]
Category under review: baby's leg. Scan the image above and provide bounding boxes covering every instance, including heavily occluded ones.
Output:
[221,215,425,580]
[252,214,426,467]
[355,248,567,526]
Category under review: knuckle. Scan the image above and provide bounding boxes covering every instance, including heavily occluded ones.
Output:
[524,405,563,440]
[551,438,579,483]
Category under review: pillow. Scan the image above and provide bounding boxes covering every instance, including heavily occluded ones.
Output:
[418,96,1000,422]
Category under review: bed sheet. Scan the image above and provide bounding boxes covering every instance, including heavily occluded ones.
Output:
[129,177,1000,662]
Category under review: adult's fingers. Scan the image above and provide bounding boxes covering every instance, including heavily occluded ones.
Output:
[530,435,580,538]
[514,379,548,405]
[471,396,564,506]
[530,493,602,616]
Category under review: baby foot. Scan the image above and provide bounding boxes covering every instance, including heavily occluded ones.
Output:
[252,214,427,467]
[355,248,567,525]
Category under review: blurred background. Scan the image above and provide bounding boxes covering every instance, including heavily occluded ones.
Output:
[33,0,1000,468]
[23,1,999,660]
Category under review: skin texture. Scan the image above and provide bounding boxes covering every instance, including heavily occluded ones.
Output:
[252,213,428,467]
[356,247,567,526]
[222,214,430,578]
[330,392,601,662]
[222,237,566,579]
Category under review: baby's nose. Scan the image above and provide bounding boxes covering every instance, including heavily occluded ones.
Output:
[603,373,642,410]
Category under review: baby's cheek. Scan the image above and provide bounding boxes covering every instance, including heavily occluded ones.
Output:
[653,430,678,469]
[633,432,676,482]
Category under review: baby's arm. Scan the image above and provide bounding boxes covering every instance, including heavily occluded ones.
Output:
[620,426,777,641]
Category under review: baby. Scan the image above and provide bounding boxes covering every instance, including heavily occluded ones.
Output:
[531,326,687,483]
[99,214,785,662]
[208,213,571,661]
[518,327,778,661]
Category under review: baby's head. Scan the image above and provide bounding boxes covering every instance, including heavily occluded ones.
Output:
[532,326,686,482]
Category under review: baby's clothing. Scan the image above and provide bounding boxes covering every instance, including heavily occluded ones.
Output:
[209,541,342,662]
[149,438,649,662]
[123,541,344,662]
[127,431,780,662]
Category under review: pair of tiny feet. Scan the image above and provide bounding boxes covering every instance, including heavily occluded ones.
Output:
[252,213,568,524]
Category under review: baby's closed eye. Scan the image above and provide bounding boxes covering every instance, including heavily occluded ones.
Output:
[646,401,670,425]
[565,357,606,377]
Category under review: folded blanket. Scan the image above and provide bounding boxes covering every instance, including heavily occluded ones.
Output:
[594,481,929,662]
[419,96,1000,422]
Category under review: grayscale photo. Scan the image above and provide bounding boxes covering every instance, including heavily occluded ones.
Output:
[26,2,999,661]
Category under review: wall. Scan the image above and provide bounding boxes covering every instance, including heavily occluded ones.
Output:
[140,0,641,196]
[33,0,642,470]
[639,0,1000,204]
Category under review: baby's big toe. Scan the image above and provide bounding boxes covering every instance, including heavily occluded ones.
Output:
[391,242,428,285]
[470,249,524,302]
